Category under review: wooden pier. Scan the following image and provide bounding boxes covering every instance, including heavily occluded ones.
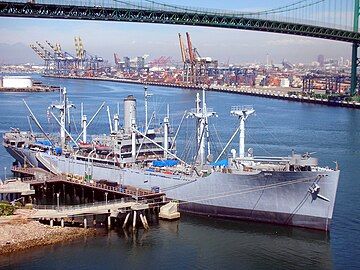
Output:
[11,166,165,200]
[10,166,167,230]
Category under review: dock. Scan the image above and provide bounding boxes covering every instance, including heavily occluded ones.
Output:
[31,200,151,219]
[43,74,360,109]
[0,178,35,201]
[10,166,167,230]
[11,166,165,200]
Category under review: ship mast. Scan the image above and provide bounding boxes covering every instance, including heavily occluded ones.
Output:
[230,106,255,158]
[187,89,217,165]
[163,104,170,159]
[144,86,152,132]
[49,87,75,147]
[81,103,87,143]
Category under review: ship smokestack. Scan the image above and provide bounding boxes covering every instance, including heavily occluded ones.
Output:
[124,95,136,133]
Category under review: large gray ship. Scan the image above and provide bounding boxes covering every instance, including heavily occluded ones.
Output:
[3,87,340,231]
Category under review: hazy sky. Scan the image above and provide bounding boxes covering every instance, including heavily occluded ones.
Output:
[0,0,353,65]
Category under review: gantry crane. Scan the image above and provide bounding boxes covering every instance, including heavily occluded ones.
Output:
[178,32,218,85]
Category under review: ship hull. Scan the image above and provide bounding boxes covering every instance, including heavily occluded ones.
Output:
[5,146,340,231]
[179,202,329,230]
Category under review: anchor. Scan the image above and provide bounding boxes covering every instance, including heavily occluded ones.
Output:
[308,183,330,202]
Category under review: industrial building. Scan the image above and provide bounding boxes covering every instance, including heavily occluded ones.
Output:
[114,54,149,72]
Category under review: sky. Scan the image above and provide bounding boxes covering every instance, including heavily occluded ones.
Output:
[0,0,353,65]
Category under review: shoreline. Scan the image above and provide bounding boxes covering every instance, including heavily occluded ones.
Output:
[43,75,360,109]
[0,211,96,256]
[0,86,60,93]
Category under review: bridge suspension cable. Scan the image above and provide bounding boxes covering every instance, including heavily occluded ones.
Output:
[108,0,353,31]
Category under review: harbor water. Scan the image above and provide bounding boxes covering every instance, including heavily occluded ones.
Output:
[0,74,359,269]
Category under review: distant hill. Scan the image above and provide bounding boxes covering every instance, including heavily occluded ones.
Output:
[0,42,42,65]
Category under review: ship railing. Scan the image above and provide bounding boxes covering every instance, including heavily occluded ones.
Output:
[62,175,155,197]
[230,105,254,112]
[231,156,291,163]
[189,108,214,113]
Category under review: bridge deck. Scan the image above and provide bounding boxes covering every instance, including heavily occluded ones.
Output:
[0,1,359,43]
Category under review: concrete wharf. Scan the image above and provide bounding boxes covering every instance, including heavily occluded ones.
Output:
[44,75,360,109]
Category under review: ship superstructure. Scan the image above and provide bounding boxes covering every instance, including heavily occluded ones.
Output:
[3,87,340,231]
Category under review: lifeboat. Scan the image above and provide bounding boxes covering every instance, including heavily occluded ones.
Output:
[95,144,112,152]
[79,142,93,150]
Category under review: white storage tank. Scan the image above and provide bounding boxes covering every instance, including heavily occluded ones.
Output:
[123,95,137,133]
[2,76,33,88]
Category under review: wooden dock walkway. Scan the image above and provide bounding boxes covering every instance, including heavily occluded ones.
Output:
[31,199,150,219]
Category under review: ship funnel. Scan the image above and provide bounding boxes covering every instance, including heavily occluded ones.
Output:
[124,95,136,133]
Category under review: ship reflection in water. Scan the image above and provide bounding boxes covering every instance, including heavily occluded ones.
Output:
[0,214,332,270]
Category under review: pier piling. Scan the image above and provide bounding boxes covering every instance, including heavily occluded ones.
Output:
[132,211,137,231]
[123,213,130,229]
[143,215,149,229]
[140,213,147,230]
[107,215,111,229]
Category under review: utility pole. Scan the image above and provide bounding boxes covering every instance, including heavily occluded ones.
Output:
[350,0,359,96]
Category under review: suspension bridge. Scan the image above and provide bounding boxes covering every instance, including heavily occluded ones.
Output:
[0,0,359,95]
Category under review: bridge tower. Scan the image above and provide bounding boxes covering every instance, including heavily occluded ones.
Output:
[351,0,360,96]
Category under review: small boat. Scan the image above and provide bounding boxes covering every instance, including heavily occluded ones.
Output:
[78,142,93,150]
[95,144,112,152]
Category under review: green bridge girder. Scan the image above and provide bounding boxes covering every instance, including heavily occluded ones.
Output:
[350,0,360,96]
[0,1,360,44]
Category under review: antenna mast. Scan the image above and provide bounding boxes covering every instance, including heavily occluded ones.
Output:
[230,106,255,158]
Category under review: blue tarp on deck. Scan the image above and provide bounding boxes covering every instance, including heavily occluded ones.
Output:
[210,159,228,167]
[54,147,62,155]
[37,140,52,146]
[152,159,179,167]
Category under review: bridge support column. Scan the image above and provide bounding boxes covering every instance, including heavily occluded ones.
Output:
[350,43,358,96]
[351,0,360,96]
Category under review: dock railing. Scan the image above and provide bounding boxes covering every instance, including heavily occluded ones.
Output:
[33,197,159,212]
